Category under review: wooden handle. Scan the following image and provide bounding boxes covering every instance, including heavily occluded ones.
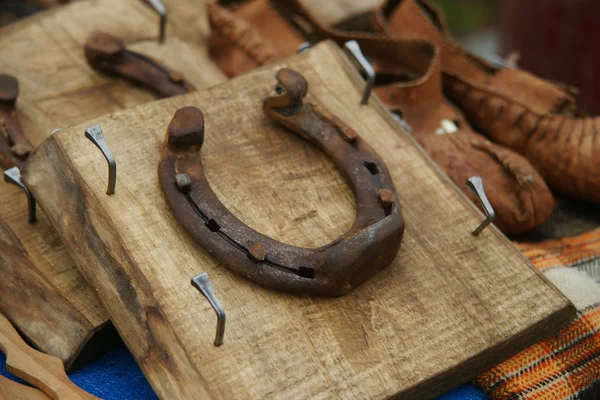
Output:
[0,375,50,400]
[0,313,98,400]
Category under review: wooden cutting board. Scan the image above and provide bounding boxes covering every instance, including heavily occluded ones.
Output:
[22,41,575,399]
[0,0,224,369]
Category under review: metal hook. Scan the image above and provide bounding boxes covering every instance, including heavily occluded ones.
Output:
[344,40,375,105]
[191,273,226,346]
[4,167,36,224]
[297,42,311,54]
[466,176,495,236]
[85,125,116,195]
[146,0,167,43]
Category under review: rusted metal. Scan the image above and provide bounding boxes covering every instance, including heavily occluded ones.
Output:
[379,188,395,209]
[159,69,404,296]
[84,31,196,98]
[0,75,33,170]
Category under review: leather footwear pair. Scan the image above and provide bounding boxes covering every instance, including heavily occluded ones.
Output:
[371,0,600,205]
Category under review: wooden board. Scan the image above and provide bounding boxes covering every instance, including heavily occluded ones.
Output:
[22,42,575,399]
[0,0,225,369]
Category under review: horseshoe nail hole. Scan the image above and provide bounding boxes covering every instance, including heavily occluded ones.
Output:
[206,219,221,232]
[364,161,379,175]
[298,266,317,279]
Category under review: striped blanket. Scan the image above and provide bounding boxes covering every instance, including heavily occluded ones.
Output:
[476,228,600,399]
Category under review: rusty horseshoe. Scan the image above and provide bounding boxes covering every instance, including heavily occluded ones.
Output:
[84,31,196,98]
[0,74,33,169]
[159,68,404,296]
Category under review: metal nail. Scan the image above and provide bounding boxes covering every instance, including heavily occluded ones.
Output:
[175,173,192,194]
[146,0,167,43]
[85,125,116,195]
[191,273,226,347]
[378,188,395,209]
[4,167,36,224]
[343,40,375,105]
[248,243,267,262]
[297,42,311,54]
[466,176,495,236]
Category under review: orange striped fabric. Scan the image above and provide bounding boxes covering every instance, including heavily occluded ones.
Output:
[476,229,600,399]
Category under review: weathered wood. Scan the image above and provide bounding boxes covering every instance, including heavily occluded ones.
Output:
[23,42,575,399]
[0,313,98,400]
[0,0,225,368]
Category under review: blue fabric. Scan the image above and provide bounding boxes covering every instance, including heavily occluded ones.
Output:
[0,345,156,400]
[0,342,488,399]
[438,384,489,400]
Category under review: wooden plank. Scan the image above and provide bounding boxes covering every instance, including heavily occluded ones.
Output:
[0,0,225,369]
[22,42,575,399]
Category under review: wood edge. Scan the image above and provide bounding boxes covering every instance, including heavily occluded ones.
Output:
[401,301,577,399]
[0,227,103,370]
[319,40,573,306]
[0,138,111,370]
[23,134,215,400]
[317,41,579,397]
[62,319,114,372]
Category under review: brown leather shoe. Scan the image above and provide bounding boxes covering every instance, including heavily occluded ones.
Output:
[374,48,555,234]
[374,0,600,205]
[207,1,301,77]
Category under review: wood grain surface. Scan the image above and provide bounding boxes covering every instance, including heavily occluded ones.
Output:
[23,42,575,399]
[0,0,224,368]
